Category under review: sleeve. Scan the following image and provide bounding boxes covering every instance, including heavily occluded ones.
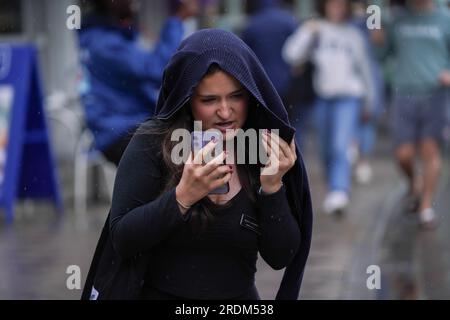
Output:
[256,185,301,270]
[282,23,316,67]
[276,151,313,300]
[109,131,191,260]
[89,17,184,83]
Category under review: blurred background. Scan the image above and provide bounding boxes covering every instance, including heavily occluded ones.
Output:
[0,0,450,299]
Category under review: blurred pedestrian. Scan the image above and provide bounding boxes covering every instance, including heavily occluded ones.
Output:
[375,0,450,229]
[283,0,374,215]
[351,1,386,185]
[241,0,315,145]
[82,29,312,300]
[77,0,199,166]
[241,0,297,100]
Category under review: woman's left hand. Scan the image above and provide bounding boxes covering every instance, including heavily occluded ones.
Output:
[260,130,297,194]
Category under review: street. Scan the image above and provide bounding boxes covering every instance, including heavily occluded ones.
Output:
[0,133,449,300]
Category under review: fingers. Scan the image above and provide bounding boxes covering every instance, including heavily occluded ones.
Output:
[262,131,297,167]
[275,134,295,161]
[261,131,272,157]
[289,137,297,162]
[193,139,217,165]
[262,132,281,164]
[208,164,233,180]
[202,151,228,176]
[210,172,232,190]
[185,150,195,165]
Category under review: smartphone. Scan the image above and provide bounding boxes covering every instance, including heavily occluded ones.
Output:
[192,131,230,195]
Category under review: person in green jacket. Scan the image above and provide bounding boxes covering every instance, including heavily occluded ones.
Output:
[375,0,450,229]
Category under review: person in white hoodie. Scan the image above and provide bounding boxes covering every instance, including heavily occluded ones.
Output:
[283,0,374,215]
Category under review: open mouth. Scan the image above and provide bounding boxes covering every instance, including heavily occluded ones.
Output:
[214,121,235,131]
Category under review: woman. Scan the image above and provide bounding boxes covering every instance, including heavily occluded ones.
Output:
[82,29,313,300]
[283,0,374,215]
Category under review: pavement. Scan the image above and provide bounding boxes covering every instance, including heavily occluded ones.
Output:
[0,132,449,300]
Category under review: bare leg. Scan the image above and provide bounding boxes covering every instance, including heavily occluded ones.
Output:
[418,138,442,211]
[395,143,418,196]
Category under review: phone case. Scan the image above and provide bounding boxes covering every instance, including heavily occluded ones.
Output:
[192,130,229,195]
[209,181,230,194]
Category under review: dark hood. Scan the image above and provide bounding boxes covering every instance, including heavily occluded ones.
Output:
[155,28,296,143]
[154,29,313,300]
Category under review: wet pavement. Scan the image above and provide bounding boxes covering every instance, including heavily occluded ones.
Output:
[0,133,449,300]
[378,175,450,300]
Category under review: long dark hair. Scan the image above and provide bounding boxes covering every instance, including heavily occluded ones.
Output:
[139,64,259,231]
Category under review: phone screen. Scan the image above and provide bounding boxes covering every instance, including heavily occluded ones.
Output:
[192,131,230,195]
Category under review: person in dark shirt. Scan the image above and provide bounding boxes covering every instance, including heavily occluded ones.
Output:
[241,0,297,99]
[82,29,313,300]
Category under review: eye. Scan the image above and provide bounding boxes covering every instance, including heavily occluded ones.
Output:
[201,98,216,104]
[230,93,244,100]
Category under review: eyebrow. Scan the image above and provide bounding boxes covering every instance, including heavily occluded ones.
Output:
[197,89,245,98]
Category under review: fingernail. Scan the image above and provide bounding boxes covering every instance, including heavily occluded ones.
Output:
[211,136,216,142]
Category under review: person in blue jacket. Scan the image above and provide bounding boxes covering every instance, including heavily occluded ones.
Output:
[241,0,297,100]
[77,0,199,165]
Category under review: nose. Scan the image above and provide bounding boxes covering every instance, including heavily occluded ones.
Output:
[217,100,232,119]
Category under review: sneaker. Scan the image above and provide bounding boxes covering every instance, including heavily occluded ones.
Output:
[355,162,373,185]
[323,191,349,215]
[418,208,438,230]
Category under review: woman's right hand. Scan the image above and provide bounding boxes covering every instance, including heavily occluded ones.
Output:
[175,140,232,214]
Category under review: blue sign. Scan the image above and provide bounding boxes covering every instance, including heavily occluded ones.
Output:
[0,44,62,223]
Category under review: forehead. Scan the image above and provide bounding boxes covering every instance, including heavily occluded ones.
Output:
[195,70,243,93]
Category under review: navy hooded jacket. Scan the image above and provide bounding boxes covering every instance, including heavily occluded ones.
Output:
[77,15,184,151]
[81,29,313,300]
